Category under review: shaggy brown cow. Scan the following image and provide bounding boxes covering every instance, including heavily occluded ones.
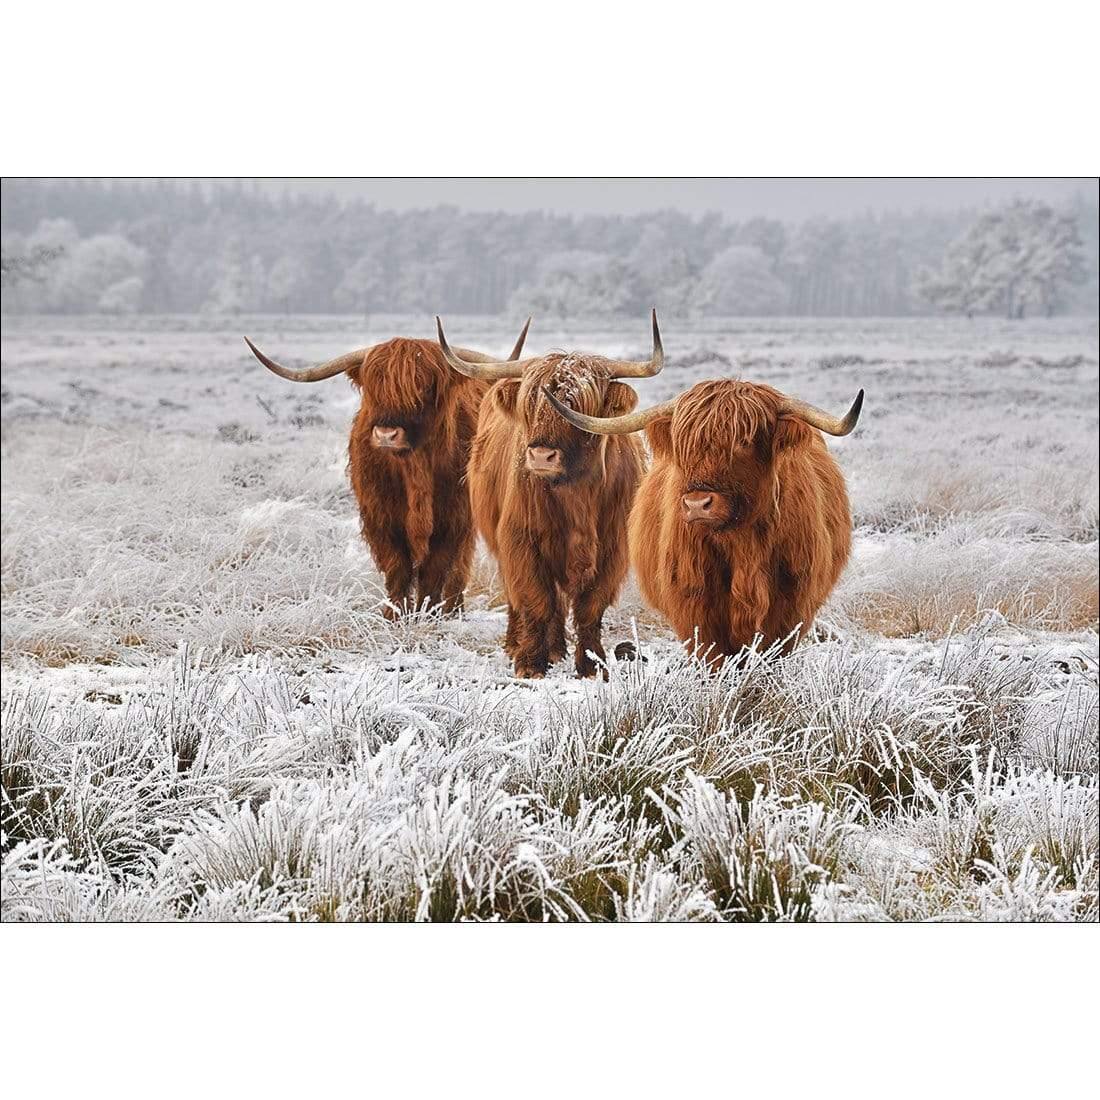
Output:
[436,313,664,678]
[545,376,863,661]
[244,323,529,617]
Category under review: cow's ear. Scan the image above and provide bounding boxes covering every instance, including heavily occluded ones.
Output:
[774,416,814,453]
[644,415,674,458]
[603,382,639,418]
[491,379,521,419]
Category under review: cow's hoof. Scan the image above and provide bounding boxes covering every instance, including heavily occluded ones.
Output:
[575,665,609,682]
[513,661,547,680]
[575,650,608,680]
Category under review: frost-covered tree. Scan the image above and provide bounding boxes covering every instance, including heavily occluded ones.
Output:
[0,242,66,289]
[1,218,77,302]
[916,236,1000,318]
[266,254,309,313]
[203,261,250,314]
[1016,203,1088,316]
[508,250,635,318]
[334,254,391,315]
[735,217,787,269]
[27,217,81,255]
[920,200,1086,318]
[785,218,849,315]
[624,220,702,315]
[392,260,454,314]
[24,231,147,312]
[693,245,788,316]
[98,275,145,314]
[200,237,271,315]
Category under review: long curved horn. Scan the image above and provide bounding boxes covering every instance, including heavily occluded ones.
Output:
[779,389,864,436]
[508,316,532,361]
[604,309,665,379]
[436,317,535,380]
[244,337,366,383]
[542,387,678,435]
[246,316,531,384]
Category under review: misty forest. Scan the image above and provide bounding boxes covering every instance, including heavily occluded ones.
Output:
[1,178,1097,319]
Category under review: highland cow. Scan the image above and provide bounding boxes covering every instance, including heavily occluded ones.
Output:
[545,375,863,661]
[436,314,664,678]
[244,323,529,616]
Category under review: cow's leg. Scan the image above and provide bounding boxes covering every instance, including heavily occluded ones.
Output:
[760,556,826,656]
[572,585,609,679]
[761,595,816,656]
[513,588,559,678]
[669,597,736,667]
[415,521,473,615]
[503,554,559,680]
[548,589,567,664]
[415,482,476,616]
[504,604,522,658]
[727,560,772,659]
[363,521,414,619]
[506,598,564,668]
[439,577,467,616]
[504,602,561,663]
[439,524,475,615]
[413,551,448,615]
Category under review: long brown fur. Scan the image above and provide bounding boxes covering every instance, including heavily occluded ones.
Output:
[346,338,487,616]
[630,380,853,661]
[467,354,645,678]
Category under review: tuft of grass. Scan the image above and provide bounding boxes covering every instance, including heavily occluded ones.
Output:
[835,531,1098,637]
[1022,677,1099,778]
[652,775,861,922]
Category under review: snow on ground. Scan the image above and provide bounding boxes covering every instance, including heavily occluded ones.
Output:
[1,315,1097,921]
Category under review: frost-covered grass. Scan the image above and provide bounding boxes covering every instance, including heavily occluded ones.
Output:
[3,636,1096,922]
[2,315,1097,921]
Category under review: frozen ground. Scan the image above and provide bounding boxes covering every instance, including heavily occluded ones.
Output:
[2,314,1097,921]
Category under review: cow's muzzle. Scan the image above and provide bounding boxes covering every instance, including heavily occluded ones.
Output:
[372,425,410,451]
[526,445,564,477]
[682,490,747,528]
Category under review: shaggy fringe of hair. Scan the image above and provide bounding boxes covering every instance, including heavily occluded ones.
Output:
[671,380,782,463]
[520,353,613,423]
[355,339,457,414]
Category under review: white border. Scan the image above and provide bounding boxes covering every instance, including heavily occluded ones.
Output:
[4,929,1097,1095]
[2,1,1098,175]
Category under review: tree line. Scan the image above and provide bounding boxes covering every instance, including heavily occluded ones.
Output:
[1,179,1095,318]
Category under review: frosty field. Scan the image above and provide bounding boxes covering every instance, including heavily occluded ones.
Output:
[2,314,1097,921]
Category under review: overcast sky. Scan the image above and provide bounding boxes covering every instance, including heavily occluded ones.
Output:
[243,177,1092,220]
